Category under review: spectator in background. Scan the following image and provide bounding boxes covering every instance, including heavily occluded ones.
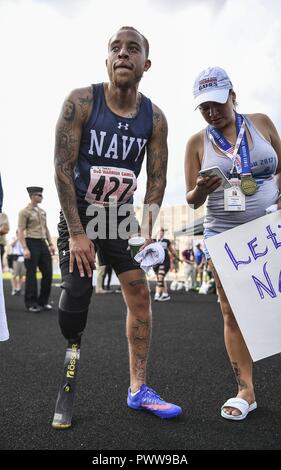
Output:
[95,257,108,294]
[102,264,113,292]
[0,175,9,266]
[194,242,205,288]
[0,172,9,341]
[153,228,181,301]
[182,242,196,291]
[18,186,55,313]
[10,230,26,295]
[0,173,2,213]
[0,211,9,265]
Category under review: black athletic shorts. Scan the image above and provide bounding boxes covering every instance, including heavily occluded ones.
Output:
[57,205,141,276]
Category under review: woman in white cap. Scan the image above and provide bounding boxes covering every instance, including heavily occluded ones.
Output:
[184,66,281,420]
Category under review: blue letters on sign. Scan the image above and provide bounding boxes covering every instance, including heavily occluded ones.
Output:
[252,263,277,299]
[223,222,281,300]
[247,237,268,260]
[266,224,281,249]
[224,243,251,271]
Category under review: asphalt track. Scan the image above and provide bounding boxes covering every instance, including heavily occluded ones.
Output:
[1,280,281,451]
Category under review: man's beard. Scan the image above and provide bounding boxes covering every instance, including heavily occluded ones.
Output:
[112,70,143,88]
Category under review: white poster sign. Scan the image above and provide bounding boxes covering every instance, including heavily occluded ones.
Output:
[205,211,281,361]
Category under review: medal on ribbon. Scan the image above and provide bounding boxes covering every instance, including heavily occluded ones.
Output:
[240,175,258,196]
[209,113,257,196]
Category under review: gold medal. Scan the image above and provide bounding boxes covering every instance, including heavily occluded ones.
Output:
[240,175,257,196]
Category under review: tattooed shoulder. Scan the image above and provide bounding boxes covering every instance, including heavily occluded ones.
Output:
[62,99,75,122]
[62,86,93,124]
[152,103,167,135]
[77,86,94,122]
[152,108,161,129]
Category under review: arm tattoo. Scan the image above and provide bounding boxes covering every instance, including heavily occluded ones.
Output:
[62,100,75,122]
[142,108,168,235]
[152,109,161,127]
[54,99,84,236]
[144,109,167,206]
[56,125,77,160]
[145,148,167,203]
[78,94,93,121]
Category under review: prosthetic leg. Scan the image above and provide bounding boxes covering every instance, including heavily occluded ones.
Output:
[52,284,92,429]
[52,338,82,429]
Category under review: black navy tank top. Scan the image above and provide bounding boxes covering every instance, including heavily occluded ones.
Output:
[74,83,153,207]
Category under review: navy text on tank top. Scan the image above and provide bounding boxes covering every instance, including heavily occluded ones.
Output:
[74,83,153,207]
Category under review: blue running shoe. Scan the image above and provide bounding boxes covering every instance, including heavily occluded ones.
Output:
[127,384,182,418]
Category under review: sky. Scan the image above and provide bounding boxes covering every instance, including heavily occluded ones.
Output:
[1,0,281,236]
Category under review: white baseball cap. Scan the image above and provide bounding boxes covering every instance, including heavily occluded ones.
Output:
[193,66,233,109]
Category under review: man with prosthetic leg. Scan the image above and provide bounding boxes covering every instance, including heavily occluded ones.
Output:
[52,26,182,429]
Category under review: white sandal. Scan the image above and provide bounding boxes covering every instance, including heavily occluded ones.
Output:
[221,397,257,421]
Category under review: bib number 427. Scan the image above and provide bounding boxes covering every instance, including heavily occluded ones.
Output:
[85,167,137,206]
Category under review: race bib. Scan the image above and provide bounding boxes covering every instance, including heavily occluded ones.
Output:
[85,166,137,206]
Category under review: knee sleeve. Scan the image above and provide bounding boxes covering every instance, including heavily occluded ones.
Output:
[58,278,93,341]
[58,307,88,342]
[60,272,93,310]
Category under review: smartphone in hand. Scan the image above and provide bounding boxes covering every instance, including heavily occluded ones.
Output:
[199,166,232,191]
